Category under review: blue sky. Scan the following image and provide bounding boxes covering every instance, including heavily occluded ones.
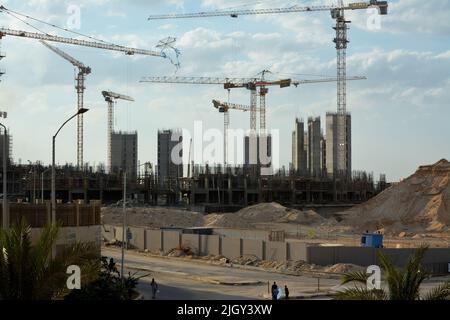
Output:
[0,0,449,181]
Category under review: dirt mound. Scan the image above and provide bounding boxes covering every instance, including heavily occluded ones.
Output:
[343,159,450,234]
[325,264,365,274]
[103,202,325,230]
[205,203,324,228]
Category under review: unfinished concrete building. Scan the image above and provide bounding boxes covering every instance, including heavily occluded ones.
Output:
[244,134,272,169]
[292,118,307,175]
[110,131,138,180]
[182,165,379,212]
[0,131,12,165]
[308,117,322,177]
[157,129,183,190]
[326,112,352,178]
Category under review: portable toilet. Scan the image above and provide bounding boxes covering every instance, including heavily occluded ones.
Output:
[361,233,384,248]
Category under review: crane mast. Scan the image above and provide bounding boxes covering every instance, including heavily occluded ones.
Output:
[333,2,350,176]
[41,40,91,168]
[102,91,134,173]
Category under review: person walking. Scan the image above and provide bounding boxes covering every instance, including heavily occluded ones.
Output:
[285,285,290,300]
[271,282,279,301]
[151,278,159,300]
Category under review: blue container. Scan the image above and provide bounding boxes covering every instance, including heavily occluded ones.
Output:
[361,233,384,248]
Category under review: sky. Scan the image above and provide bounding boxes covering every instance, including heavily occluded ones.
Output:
[0,0,449,181]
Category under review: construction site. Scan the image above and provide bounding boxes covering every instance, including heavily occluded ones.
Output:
[1,0,450,301]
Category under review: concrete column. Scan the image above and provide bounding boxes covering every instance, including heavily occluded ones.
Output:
[290,179,295,204]
[84,176,88,204]
[228,177,232,205]
[257,177,263,203]
[306,181,311,204]
[205,177,210,204]
[100,177,104,204]
[319,181,324,203]
[244,178,248,207]
[68,177,73,203]
[333,179,338,202]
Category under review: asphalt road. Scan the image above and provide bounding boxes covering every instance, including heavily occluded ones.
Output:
[103,248,341,300]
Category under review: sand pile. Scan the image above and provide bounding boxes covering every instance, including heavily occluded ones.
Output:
[103,202,324,230]
[205,203,324,228]
[343,159,450,234]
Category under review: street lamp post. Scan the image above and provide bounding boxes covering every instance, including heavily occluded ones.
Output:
[51,108,89,226]
[0,120,8,230]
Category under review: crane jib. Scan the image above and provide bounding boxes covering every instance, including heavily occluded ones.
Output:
[0,28,164,57]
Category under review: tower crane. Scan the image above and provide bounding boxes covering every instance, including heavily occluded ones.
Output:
[0,28,169,57]
[148,1,388,176]
[102,91,135,174]
[40,41,91,169]
[213,99,259,165]
[140,75,366,132]
[141,75,292,134]
[141,75,365,164]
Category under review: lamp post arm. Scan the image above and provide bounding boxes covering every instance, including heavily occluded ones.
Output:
[54,113,79,139]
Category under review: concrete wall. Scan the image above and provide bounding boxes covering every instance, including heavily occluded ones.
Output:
[200,235,220,256]
[181,234,201,255]
[101,226,450,274]
[222,238,242,259]
[162,231,181,253]
[32,226,101,249]
[128,227,146,251]
[114,226,123,245]
[242,239,264,260]
[287,242,308,262]
[307,246,450,270]
[214,228,269,241]
[102,225,115,243]
[265,241,287,262]
[146,230,162,253]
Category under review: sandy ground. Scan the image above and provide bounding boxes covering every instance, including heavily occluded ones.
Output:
[104,247,342,300]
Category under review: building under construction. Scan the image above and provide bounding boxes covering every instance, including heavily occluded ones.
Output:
[1,161,386,212]
[181,165,385,212]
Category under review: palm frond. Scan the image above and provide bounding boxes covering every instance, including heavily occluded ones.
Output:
[341,271,369,285]
[335,287,388,300]
[422,281,450,301]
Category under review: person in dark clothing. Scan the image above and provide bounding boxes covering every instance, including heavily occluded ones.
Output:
[271,282,279,301]
[285,285,290,300]
[151,278,159,299]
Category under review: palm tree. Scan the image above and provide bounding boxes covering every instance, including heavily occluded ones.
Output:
[336,246,450,300]
[0,220,98,300]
